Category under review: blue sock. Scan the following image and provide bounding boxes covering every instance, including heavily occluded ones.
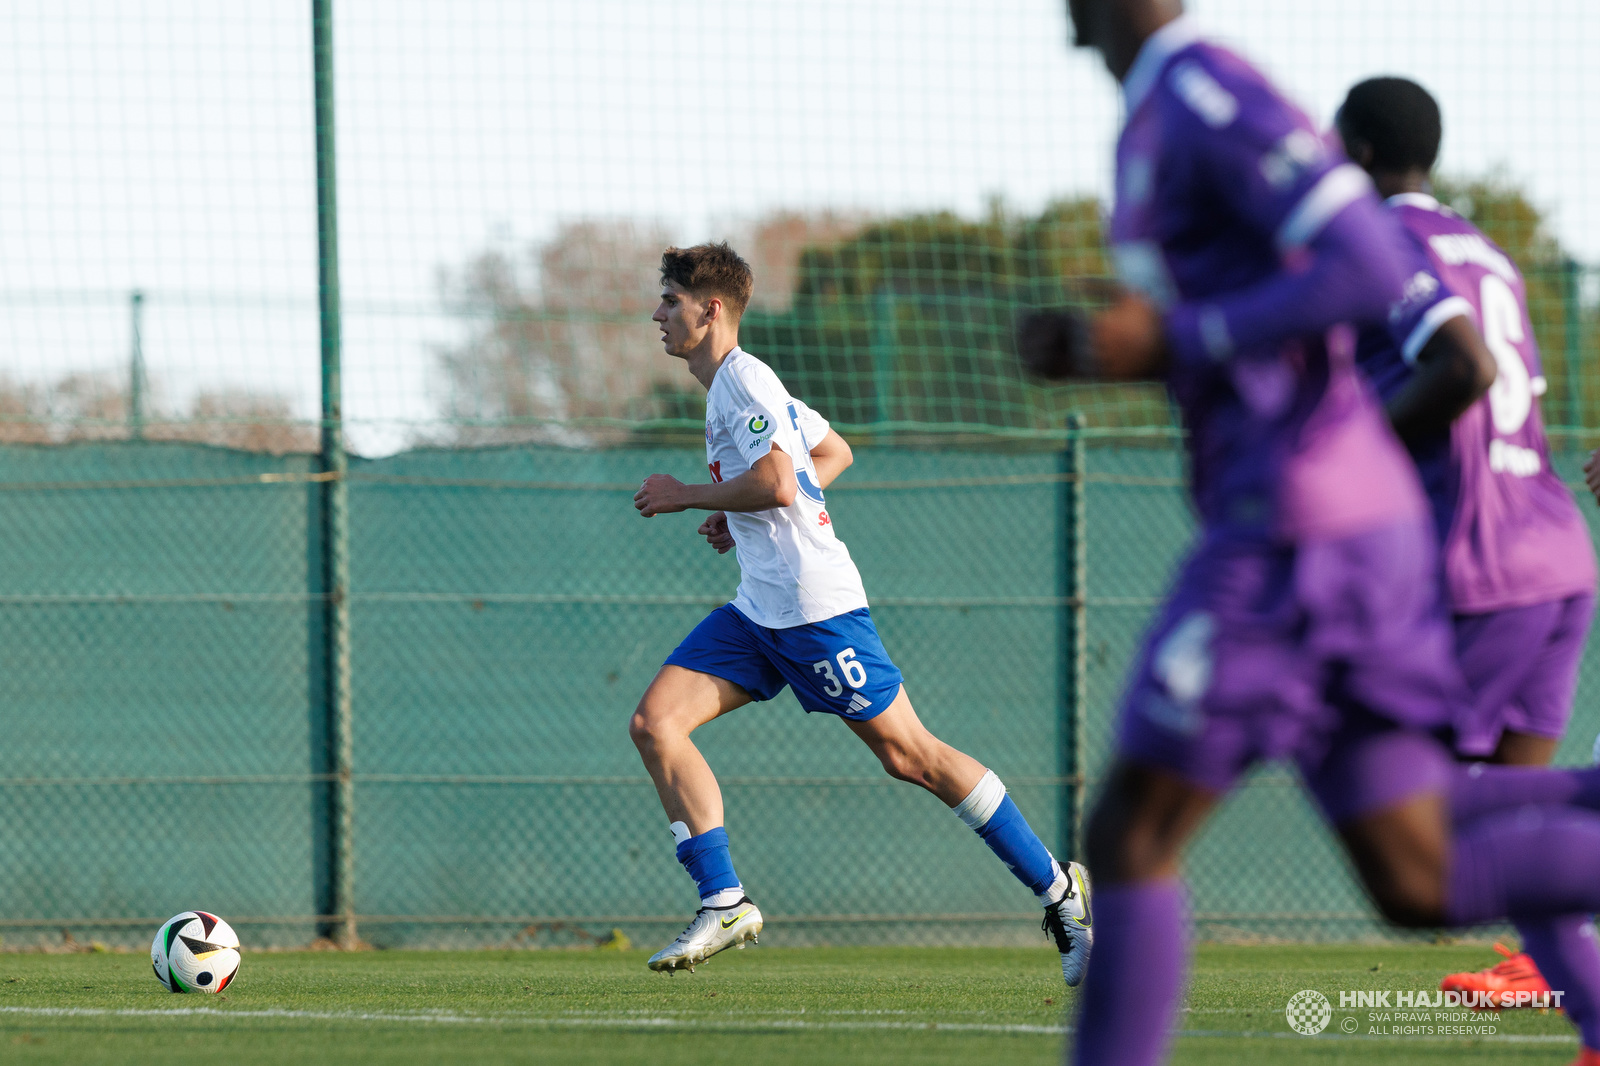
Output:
[675,827,742,899]
[953,771,1059,896]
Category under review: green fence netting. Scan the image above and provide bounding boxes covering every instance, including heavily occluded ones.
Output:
[1,442,1597,948]
[2,1,1599,948]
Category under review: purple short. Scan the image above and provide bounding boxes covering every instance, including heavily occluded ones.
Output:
[1116,519,1466,823]
[1451,592,1595,758]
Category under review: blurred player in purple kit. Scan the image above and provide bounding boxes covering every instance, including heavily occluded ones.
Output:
[1020,2,1600,1063]
[1338,74,1600,1026]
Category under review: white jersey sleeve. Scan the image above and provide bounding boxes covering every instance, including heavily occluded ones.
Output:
[703,348,868,629]
[788,397,831,448]
[725,396,792,465]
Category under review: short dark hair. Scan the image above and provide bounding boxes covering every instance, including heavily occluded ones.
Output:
[660,242,754,318]
[1337,76,1443,173]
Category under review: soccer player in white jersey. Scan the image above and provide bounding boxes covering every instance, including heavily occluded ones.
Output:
[629,243,1092,981]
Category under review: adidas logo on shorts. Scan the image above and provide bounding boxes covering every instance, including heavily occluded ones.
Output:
[848,692,872,714]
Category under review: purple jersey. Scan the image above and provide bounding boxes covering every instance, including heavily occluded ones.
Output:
[1108,18,1425,541]
[1355,194,1597,612]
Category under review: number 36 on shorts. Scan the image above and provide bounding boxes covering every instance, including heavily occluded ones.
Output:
[812,648,867,697]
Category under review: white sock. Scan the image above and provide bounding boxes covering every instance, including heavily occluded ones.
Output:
[1037,860,1070,906]
[701,886,745,908]
[951,769,1007,830]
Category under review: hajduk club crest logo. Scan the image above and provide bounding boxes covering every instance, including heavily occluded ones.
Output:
[1285,989,1332,1035]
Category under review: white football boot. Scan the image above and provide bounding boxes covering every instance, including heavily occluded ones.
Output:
[1042,861,1093,987]
[647,896,763,973]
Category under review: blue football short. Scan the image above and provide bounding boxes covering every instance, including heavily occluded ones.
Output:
[664,604,904,721]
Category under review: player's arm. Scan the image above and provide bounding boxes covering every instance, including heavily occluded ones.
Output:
[1074,177,1406,379]
[1105,76,1407,374]
[809,429,852,489]
[1383,315,1497,445]
[1161,190,1406,368]
[634,446,797,517]
[1584,449,1600,506]
[1017,295,1169,383]
[1030,155,1408,378]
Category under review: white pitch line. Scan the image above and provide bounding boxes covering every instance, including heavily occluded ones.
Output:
[0,1004,1580,1043]
[0,1006,1061,1035]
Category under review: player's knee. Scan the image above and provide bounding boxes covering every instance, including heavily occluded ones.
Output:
[1362,867,1445,928]
[627,707,654,750]
[628,699,678,752]
[876,745,933,788]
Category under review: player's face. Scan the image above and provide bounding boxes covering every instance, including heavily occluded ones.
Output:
[652,281,710,358]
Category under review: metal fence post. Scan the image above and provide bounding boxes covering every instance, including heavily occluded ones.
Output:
[1059,414,1087,860]
[1565,258,1584,430]
[313,0,355,950]
[128,290,146,440]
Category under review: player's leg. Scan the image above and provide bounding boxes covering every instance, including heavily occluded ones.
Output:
[1071,538,1298,1065]
[632,606,785,972]
[843,687,1092,982]
[631,665,749,834]
[630,665,764,971]
[1309,724,1600,1056]
[1343,779,1600,1057]
[774,608,1089,981]
[846,688,1068,897]
[1447,590,1585,1025]
[1492,731,1560,766]
[1438,592,1598,1036]
[842,685,985,806]
[1072,760,1218,1066]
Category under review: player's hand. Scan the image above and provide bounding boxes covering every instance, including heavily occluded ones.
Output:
[1090,291,1169,380]
[1015,308,1094,380]
[634,473,689,517]
[698,511,736,554]
[1584,448,1600,505]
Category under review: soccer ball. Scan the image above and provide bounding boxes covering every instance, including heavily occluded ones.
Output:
[151,912,240,993]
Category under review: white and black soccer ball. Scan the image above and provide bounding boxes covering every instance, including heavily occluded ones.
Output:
[151,911,240,993]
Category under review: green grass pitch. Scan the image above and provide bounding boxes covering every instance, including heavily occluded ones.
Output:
[0,943,1578,1064]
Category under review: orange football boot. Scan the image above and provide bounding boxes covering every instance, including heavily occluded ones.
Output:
[1440,942,1552,1004]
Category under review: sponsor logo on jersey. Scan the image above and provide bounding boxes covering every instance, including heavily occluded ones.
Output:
[747,415,770,435]
[1258,129,1322,190]
[1169,60,1238,128]
[1389,270,1440,322]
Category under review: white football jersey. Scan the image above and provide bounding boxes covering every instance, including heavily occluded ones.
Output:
[703,347,868,629]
